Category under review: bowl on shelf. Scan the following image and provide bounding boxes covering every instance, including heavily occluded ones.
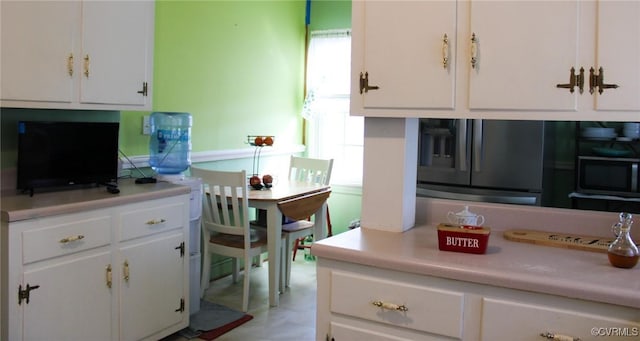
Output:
[592,147,633,157]
[581,127,616,140]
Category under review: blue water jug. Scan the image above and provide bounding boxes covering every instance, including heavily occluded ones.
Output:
[149,112,192,174]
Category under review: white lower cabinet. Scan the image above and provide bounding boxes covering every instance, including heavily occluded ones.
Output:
[317,259,640,341]
[2,194,190,341]
[23,250,113,340]
[119,233,186,340]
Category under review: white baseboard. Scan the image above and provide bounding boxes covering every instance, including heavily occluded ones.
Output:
[121,144,306,169]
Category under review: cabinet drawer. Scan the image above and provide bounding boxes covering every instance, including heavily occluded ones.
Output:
[22,215,111,264]
[331,271,464,338]
[119,200,185,241]
[481,298,640,340]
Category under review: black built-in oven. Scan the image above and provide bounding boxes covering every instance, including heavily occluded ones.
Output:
[577,156,640,197]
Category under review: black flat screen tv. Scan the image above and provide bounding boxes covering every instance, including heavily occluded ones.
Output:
[17,121,120,193]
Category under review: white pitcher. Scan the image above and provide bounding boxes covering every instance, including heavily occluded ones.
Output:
[447,205,485,226]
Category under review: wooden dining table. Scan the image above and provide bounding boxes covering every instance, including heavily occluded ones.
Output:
[247,180,331,307]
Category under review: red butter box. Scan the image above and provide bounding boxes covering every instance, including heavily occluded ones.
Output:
[437,223,491,254]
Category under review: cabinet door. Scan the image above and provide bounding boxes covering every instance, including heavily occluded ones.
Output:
[22,251,113,341]
[0,1,78,103]
[352,0,456,113]
[81,1,153,106]
[468,1,580,111]
[594,1,640,111]
[119,233,186,341]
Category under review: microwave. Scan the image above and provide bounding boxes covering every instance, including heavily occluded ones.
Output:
[577,156,640,197]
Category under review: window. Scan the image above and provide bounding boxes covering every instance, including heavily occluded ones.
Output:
[304,29,363,186]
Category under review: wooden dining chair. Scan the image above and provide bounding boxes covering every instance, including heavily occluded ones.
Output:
[281,156,333,286]
[287,155,334,254]
[191,167,284,312]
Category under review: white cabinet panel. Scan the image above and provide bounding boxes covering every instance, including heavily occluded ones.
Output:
[22,215,111,264]
[119,233,186,341]
[481,297,640,341]
[352,0,457,114]
[331,270,464,338]
[0,1,78,103]
[22,251,112,341]
[81,1,153,106]
[468,1,579,111]
[0,0,153,110]
[594,1,640,111]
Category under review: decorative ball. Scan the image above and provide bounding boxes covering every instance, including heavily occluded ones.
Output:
[249,175,263,190]
[262,174,273,188]
[254,136,264,146]
[264,136,274,146]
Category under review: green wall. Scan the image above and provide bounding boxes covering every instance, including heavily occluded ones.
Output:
[120,0,307,156]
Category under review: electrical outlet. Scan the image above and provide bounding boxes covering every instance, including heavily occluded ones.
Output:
[142,115,150,135]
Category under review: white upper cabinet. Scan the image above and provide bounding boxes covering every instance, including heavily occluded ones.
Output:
[80,1,153,107]
[468,1,580,111]
[351,1,457,113]
[594,1,640,112]
[351,0,640,121]
[0,2,79,104]
[0,1,154,111]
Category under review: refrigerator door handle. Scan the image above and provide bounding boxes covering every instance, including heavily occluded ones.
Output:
[458,119,468,171]
[473,119,483,172]
[416,187,539,205]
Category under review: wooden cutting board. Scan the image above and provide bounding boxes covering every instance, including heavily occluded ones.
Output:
[503,229,620,253]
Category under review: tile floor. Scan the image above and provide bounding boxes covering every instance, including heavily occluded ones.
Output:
[165,255,318,340]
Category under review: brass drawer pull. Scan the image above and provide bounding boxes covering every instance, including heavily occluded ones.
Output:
[123,260,130,281]
[470,33,478,69]
[83,54,90,77]
[442,33,450,69]
[540,332,581,341]
[372,300,408,312]
[145,219,166,225]
[67,53,74,76]
[106,264,112,288]
[59,234,85,243]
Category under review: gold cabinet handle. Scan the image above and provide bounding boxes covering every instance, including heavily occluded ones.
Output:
[67,53,74,77]
[106,264,112,288]
[540,332,581,341]
[372,300,408,312]
[146,219,166,225]
[442,34,449,69]
[83,54,90,77]
[123,260,130,282]
[59,234,84,243]
[470,33,478,69]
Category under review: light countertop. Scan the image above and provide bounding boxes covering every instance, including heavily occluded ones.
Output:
[1,179,191,223]
[312,198,640,309]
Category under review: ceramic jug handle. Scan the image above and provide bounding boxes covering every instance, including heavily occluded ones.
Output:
[477,215,485,226]
[447,212,456,223]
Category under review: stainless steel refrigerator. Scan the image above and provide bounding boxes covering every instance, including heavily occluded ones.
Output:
[417,119,554,205]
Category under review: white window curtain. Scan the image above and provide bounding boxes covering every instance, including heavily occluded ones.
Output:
[304,29,363,186]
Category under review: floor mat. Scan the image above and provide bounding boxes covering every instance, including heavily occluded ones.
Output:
[178,300,253,340]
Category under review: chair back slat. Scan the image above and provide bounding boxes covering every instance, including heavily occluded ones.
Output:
[288,156,333,185]
[191,167,250,245]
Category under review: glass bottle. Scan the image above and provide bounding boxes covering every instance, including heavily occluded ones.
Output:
[607,213,639,269]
